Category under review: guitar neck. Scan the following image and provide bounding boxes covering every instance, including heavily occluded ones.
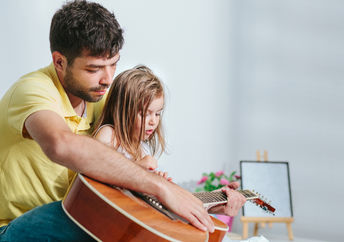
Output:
[193,190,275,214]
[193,190,258,205]
[130,188,275,219]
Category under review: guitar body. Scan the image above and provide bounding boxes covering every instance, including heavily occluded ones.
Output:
[62,174,228,242]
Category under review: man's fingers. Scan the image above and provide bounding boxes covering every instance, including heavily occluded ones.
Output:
[186,214,208,231]
[198,212,215,233]
[157,181,215,233]
[189,205,214,233]
[222,188,246,216]
[227,181,240,189]
[188,209,214,233]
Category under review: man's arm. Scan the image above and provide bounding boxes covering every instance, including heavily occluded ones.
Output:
[25,110,214,232]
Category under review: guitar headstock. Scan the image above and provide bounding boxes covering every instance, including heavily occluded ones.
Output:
[249,190,276,215]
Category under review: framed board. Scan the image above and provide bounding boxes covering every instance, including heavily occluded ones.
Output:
[240,160,293,217]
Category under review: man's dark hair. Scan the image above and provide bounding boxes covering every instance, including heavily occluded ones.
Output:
[50,0,124,64]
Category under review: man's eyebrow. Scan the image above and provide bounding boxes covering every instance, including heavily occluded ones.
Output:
[85,57,120,68]
[85,64,103,68]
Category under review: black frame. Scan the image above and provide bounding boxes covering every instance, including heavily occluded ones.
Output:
[240,160,293,217]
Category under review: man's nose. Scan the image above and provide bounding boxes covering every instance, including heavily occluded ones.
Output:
[99,67,114,86]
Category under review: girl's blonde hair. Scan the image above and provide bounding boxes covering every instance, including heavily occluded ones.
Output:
[93,65,165,160]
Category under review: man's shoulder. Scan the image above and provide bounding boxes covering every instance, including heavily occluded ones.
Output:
[18,64,56,88]
[10,64,61,99]
[0,65,58,105]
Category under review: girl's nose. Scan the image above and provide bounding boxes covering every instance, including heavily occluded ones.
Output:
[149,115,158,126]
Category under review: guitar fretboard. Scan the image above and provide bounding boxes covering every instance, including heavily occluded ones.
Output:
[193,191,227,204]
[193,190,258,207]
[132,189,275,220]
[193,190,275,215]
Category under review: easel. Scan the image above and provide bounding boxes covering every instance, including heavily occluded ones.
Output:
[240,150,294,240]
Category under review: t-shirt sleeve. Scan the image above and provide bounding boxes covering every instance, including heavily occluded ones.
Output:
[7,77,63,136]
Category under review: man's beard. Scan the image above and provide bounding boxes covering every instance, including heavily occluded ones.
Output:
[64,68,108,103]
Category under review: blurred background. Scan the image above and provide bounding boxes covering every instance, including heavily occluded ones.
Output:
[1,0,343,241]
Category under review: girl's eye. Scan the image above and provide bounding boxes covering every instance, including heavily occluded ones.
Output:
[157,110,163,116]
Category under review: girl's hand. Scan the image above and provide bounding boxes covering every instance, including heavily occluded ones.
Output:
[154,170,173,182]
[137,156,172,181]
[136,155,158,171]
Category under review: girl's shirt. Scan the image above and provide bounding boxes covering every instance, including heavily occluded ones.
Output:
[94,124,152,159]
[117,140,151,159]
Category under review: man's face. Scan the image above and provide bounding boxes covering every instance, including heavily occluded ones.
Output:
[62,52,120,102]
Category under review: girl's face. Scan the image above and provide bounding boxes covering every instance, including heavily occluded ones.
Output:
[135,95,164,141]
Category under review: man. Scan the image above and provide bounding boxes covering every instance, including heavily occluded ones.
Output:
[0,1,246,240]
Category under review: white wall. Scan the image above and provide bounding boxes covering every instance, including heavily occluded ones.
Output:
[229,1,344,241]
[1,0,343,241]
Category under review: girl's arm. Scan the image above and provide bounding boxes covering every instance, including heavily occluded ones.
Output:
[139,156,172,181]
[94,125,115,147]
[136,155,158,170]
[95,126,172,182]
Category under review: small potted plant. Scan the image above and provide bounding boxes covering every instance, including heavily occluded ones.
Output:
[196,170,241,232]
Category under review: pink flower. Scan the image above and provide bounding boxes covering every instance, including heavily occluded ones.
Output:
[234,175,241,180]
[220,178,230,185]
[215,170,224,177]
[197,176,208,185]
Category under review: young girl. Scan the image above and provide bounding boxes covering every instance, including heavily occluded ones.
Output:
[93,65,170,179]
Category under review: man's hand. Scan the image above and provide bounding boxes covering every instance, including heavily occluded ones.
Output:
[220,187,246,216]
[157,179,215,233]
[208,182,246,216]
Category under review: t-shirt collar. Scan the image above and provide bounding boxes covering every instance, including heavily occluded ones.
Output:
[47,63,87,119]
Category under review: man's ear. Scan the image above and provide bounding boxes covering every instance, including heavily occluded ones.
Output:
[52,51,67,73]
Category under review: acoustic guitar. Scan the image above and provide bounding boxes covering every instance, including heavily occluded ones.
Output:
[62,173,275,242]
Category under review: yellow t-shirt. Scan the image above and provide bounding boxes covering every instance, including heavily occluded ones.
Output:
[0,63,105,226]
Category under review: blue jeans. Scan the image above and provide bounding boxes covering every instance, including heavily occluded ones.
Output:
[0,201,94,241]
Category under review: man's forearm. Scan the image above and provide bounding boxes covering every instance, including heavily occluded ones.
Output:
[46,131,165,196]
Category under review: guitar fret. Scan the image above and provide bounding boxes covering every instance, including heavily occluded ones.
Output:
[193,191,227,204]
[238,190,258,199]
[193,190,258,204]
[192,189,275,215]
